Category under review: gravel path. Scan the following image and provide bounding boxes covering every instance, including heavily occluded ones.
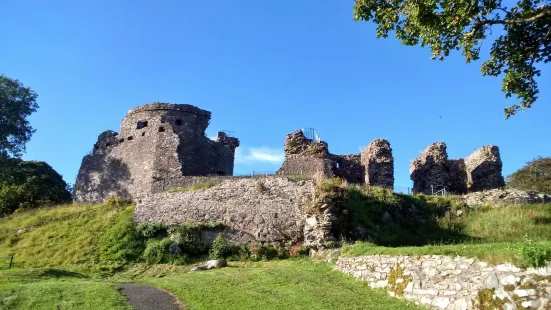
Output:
[119,283,183,310]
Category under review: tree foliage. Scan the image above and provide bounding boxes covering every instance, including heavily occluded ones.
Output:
[506,156,551,194]
[0,158,72,216]
[353,0,551,119]
[0,74,39,158]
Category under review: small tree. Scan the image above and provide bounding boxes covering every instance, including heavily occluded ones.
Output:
[506,157,551,194]
[0,74,39,158]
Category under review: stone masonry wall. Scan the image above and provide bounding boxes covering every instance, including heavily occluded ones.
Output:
[410,143,505,195]
[464,145,505,192]
[276,130,394,186]
[74,103,239,203]
[335,255,551,309]
[361,139,394,188]
[135,177,316,244]
[410,142,450,194]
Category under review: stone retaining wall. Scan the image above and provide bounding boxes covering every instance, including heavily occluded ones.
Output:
[335,255,551,309]
[135,177,316,244]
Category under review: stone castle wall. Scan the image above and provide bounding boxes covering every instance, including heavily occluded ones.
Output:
[410,142,505,194]
[74,103,239,203]
[276,130,395,187]
[335,255,551,309]
[134,177,316,244]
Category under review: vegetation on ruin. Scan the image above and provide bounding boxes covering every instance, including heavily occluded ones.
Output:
[165,178,223,193]
[506,156,551,194]
[353,0,551,119]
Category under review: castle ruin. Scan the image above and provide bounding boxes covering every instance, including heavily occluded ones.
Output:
[74,103,239,203]
[410,142,505,194]
[276,129,395,187]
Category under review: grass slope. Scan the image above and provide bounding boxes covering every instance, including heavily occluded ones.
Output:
[145,260,424,310]
[0,268,131,310]
[0,203,126,271]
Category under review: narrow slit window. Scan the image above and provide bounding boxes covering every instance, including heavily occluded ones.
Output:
[158,127,165,132]
[175,119,183,126]
[141,132,146,137]
[106,143,111,147]
[119,138,124,143]
[127,136,134,141]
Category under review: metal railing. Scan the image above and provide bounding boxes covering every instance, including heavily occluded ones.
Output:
[301,128,321,143]
[0,255,14,269]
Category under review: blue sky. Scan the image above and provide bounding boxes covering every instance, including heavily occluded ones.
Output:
[1,1,549,188]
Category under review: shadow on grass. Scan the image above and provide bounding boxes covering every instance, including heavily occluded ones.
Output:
[27,268,89,279]
[345,186,479,247]
[533,217,551,225]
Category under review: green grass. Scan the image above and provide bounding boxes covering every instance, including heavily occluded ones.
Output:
[341,241,551,265]
[0,203,129,272]
[144,259,425,310]
[463,204,551,242]
[0,268,131,310]
[165,178,222,193]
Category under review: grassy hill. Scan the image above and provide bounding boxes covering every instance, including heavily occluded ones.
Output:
[1,190,550,309]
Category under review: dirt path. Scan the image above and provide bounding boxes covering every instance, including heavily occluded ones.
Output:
[119,283,183,310]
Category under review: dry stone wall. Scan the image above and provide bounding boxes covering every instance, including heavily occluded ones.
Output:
[135,177,317,244]
[335,255,551,309]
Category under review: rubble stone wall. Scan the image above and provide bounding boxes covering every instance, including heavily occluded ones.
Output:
[135,177,316,244]
[361,139,394,188]
[335,255,551,310]
[277,130,394,187]
[410,143,505,195]
[74,103,239,203]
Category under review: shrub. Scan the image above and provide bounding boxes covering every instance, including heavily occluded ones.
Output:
[168,225,208,256]
[136,223,167,239]
[518,237,551,268]
[209,233,235,260]
[142,238,174,264]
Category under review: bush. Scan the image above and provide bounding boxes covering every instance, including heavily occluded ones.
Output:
[518,237,551,268]
[209,234,234,260]
[0,158,72,216]
[168,225,208,256]
[507,156,551,194]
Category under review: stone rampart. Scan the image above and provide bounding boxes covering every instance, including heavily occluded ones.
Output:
[135,177,316,244]
[335,255,551,309]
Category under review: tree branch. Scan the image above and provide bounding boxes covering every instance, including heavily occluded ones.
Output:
[482,6,551,25]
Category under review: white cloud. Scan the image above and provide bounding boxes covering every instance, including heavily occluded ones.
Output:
[235,147,284,165]
[209,136,217,141]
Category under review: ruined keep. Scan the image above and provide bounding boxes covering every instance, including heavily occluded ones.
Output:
[74,103,240,203]
[410,142,505,194]
[276,129,394,188]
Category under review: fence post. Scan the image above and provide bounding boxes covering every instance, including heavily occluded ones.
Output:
[8,255,13,269]
[431,185,434,195]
